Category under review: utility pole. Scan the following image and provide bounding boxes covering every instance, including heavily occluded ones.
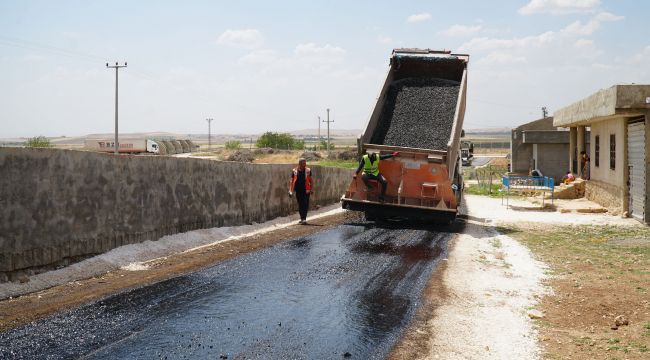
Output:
[322,108,334,156]
[106,62,127,154]
[206,118,214,150]
[542,106,548,118]
[318,115,321,151]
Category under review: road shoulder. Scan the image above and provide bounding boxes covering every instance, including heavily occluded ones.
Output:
[0,209,350,332]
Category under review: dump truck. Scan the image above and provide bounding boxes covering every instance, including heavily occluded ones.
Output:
[341,48,468,222]
[461,140,474,166]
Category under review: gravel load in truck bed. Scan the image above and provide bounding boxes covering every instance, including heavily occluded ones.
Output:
[370,77,460,151]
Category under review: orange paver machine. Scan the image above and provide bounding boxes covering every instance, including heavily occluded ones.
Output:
[341,49,469,221]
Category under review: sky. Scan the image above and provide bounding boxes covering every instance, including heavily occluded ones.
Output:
[1,0,649,138]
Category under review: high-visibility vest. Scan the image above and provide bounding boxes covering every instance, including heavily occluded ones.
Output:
[290,167,312,191]
[362,154,379,176]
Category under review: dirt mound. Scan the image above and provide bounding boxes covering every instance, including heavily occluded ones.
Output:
[253,147,274,155]
[227,150,255,162]
[335,150,357,160]
[300,151,322,162]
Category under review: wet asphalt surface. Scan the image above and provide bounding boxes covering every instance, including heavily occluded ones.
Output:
[0,220,457,360]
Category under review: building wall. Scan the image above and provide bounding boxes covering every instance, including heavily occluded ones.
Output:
[510,130,533,174]
[0,148,353,279]
[511,117,557,175]
[536,143,569,183]
[589,117,627,189]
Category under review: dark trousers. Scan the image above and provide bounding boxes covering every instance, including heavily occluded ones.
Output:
[362,173,387,197]
[296,192,310,220]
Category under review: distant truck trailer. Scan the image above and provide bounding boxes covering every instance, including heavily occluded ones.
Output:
[84,138,160,154]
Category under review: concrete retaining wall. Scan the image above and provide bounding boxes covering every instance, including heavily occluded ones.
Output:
[0,148,353,280]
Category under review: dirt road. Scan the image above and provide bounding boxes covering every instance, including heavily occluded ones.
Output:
[0,220,456,359]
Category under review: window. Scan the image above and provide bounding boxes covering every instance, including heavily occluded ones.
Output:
[595,135,600,167]
[609,134,616,170]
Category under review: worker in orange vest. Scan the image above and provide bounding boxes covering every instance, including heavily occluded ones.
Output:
[289,158,313,224]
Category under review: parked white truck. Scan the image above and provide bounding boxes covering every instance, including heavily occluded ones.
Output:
[84,138,161,154]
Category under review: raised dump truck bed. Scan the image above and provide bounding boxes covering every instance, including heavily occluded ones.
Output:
[341,49,468,221]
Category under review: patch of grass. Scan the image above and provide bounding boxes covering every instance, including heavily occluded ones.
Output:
[313,159,358,169]
[500,224,650,359]
[465,184,503,197]
[573,336,595,346]
[542,353,564,360]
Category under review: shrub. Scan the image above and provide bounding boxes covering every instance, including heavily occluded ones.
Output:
[256,132,304,150]
[224,140,241,150]
[25,136,52,148]
[320,139,335,150]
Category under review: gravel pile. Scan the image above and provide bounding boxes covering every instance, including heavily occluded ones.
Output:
[370,77,460,151]
[227,150,255,162]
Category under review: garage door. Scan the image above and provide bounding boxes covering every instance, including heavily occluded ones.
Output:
[627,120,646,221]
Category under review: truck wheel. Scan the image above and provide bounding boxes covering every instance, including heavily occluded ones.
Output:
[364,212,376,222]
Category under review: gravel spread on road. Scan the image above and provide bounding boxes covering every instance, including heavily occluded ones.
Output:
[371,77,460,150]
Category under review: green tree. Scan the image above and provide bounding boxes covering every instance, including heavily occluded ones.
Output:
[224,140,242,150]
[256,132,303,150]
[25,136,52,148]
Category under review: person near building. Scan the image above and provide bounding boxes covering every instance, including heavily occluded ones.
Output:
[353,151,400,202]
[580,150,590,180]
[562,171,576,185]
[289,158,313,225]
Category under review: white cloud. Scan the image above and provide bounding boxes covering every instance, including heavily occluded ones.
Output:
[477,52,526,65]
[377,36,393,44]
[458,31,555,53]
[574,39,594,48]
[460,11,622,54]
[407,13,432,23]
[238,49,278,65]
[439,24,483,37]
[294,43,346,58]
[216,29,263,49]
[561,12,624,36]
[594,12,624,22]
[519,0,601,15]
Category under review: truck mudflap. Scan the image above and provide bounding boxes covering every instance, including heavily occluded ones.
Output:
[341,196,457,222]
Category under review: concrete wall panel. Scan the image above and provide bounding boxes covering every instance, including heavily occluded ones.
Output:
[0,148,352,277]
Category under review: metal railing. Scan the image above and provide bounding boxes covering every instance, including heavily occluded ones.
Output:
[502,175,555,208]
